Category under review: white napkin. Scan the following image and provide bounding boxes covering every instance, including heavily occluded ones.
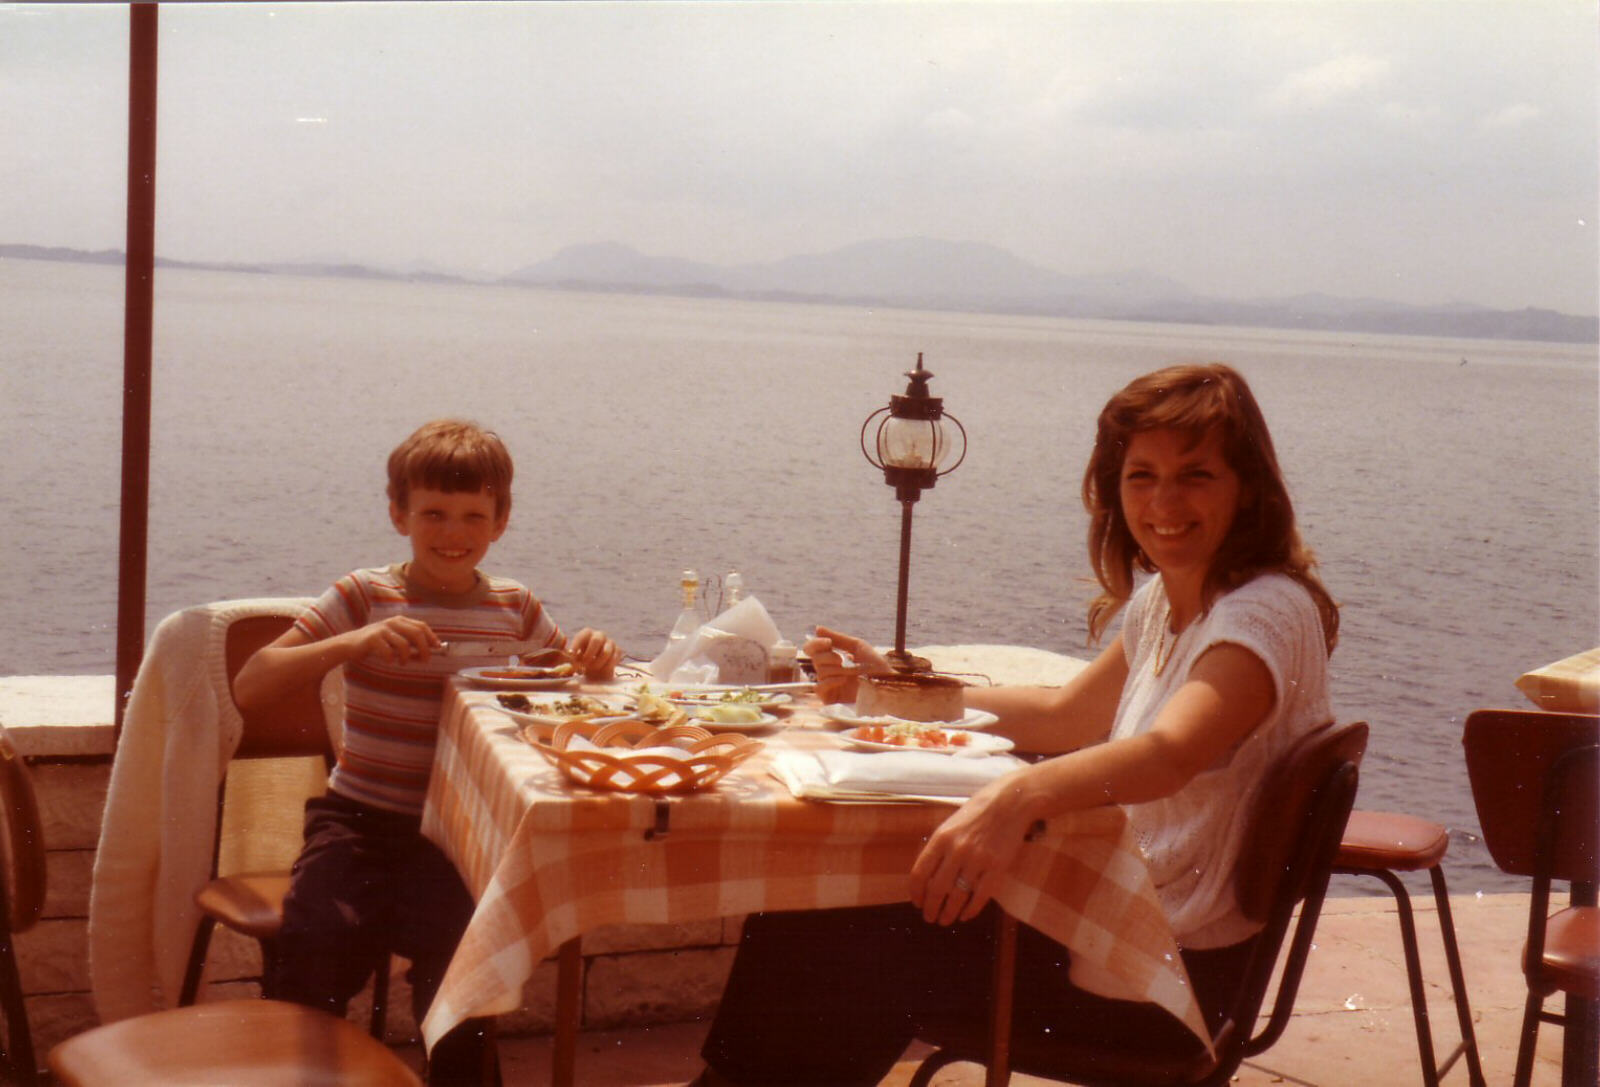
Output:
[649,596,784,685]
[772,747,1025,803]
[560,733,696,788]
[566,734,691,762]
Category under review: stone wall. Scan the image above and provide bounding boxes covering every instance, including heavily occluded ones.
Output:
[1,675,738,1058]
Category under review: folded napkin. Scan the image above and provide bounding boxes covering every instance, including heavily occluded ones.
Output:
[1516,647,1600,713]
[650,596,785,685]
[554,733,700,790]
[772,747,1025,803]
[566,734,690,762]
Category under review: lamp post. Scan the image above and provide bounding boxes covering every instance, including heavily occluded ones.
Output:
[860,353,967,672]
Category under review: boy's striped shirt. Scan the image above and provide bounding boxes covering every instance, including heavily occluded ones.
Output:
[294,563,562,814]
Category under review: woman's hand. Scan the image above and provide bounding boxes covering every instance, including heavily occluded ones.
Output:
[566,628,621,680]
[909,772,1037,926]
[351,615,441,665]
[803,625,892,704]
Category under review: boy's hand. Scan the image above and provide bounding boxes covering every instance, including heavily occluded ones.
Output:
[567,628,621,680]
[353,616,441,665]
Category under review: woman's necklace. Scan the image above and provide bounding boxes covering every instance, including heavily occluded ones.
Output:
[1152,606,1181,676]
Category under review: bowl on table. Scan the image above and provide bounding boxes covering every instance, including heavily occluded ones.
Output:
[527,717,763,794]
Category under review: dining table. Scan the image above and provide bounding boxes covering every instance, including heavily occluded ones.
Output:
[418,676,1210,1086]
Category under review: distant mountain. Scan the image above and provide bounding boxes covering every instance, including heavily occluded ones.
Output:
[3,243,126,266]
[0,243,444,284]
[6,240,1595,344]
[505,238,1598,344]
[517,240,724,289]
[506,237,1194,310]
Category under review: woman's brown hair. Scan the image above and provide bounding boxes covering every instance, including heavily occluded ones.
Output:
[1082,363,1339,653]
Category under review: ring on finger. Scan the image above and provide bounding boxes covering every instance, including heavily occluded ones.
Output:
[953,875,973,894]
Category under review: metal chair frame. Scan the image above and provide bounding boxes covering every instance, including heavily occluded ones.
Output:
[1464,708,1599,1087]
[0,728,47,1084]
[1517,742,1600,1087]
[1332,810,1487,1087]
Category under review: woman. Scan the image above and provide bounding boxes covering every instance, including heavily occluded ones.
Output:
[694,363,1340,1087]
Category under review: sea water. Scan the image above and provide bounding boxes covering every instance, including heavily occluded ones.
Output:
[3,257,1595,892]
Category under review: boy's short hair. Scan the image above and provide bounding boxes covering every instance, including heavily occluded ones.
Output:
[387,419,514,519]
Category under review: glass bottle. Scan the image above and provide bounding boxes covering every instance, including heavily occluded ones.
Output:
[667,569,701,648]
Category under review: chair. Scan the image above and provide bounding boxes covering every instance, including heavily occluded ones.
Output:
[48,998,423,1087]
[0,723,47,1084]
[0,726,422,1086]
[177,609,392,1039]
[909,720,1367,1087]
[1332,809,1486,1086]
[1464,708,1599,1087]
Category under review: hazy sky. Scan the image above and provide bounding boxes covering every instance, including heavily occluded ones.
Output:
[3,1,1596,313]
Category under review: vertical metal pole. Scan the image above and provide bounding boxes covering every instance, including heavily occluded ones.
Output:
[115,1,158,739]
[553,937,582,1086]
[892,498,914,663]
[986,911,1017,1087]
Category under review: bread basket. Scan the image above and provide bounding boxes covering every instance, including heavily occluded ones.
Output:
[526,718,763,794]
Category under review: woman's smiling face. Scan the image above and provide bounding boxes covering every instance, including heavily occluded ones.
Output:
[1118,427,1243,585]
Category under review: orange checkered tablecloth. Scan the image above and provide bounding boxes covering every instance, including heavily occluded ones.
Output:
[418,680,1208,1054]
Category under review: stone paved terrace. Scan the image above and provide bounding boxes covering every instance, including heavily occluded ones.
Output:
[446,892,1571,1086]
[2,671,1582,1084]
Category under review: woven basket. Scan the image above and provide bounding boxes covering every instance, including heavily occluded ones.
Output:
[527,718,764,794]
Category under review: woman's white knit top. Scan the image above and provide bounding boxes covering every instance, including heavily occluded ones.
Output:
[1112,572,1332,948]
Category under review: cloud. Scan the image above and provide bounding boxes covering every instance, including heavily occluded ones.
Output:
[3,1,1593,312]
[1480,103,1543,130]
[1266,54,1391,111]
[1377,101,1442,128]
[920,107,977,137]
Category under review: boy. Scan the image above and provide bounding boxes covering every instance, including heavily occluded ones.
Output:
[233,419,620,1084]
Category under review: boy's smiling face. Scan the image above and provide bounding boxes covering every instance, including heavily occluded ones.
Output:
[390,484,507,594]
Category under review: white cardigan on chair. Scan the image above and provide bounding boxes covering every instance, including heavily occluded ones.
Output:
[87,597,340,1022]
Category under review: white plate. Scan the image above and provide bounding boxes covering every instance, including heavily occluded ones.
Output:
[460,666,581,691]
[490,693,633,727]
[819,704,1000,731]
[660,687,794,711]
[687,709,782,733]
[840,726,1014,756]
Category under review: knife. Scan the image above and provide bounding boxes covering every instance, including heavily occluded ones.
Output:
[440,640,566,660]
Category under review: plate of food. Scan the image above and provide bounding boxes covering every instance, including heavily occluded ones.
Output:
[661,685,795,711]
[819,704,1000,732]
[687,703,783,733]
[840,723,1014,756]
[460,664,580,691]
[491,692,633,728]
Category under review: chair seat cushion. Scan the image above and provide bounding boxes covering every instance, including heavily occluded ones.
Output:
[194,872,292,938]
[1532,906,1600,1000]
[1336,810,1449,872]
[48,998,421,1086]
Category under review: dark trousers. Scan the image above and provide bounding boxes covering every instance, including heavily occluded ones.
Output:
[700,903,1253,1086]
[274,793,498,1086]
